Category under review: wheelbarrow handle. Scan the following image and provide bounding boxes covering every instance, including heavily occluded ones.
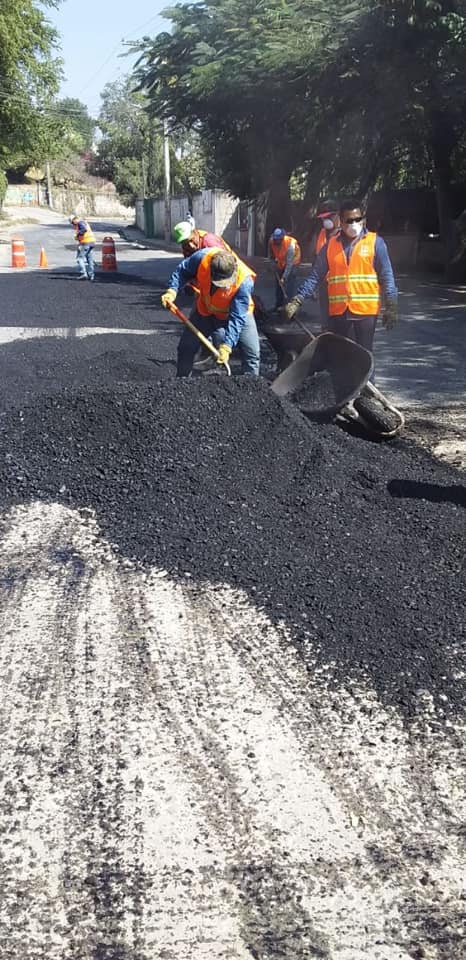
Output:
[168,302,231,375]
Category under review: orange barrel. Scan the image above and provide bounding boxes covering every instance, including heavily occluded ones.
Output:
[101,235,117,271]
[11,237,26,268]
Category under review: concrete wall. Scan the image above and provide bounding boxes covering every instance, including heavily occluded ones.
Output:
[5,183,134,219]
[52,187,134,219]
[6,183,46,206]
[138,189,254,254]
[135,199,145,231]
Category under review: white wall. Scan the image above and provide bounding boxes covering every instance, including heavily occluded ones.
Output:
[135,200,145,230]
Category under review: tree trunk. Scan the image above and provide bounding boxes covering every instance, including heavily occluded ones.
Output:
[429,111,457,270]
[267,172,292,242]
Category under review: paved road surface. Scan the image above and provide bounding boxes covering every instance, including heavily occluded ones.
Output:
[0,207,464,959]
[1,207,465,408]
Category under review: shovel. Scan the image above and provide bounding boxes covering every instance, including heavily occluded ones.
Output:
[169,302,231,376]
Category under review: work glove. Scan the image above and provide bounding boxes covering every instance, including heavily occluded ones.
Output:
[283,296,303,322]
[161,288,177,309]
[381,300,398,330]
[216,343,232,366]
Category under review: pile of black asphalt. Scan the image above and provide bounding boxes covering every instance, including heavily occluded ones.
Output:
[0,323,464,721]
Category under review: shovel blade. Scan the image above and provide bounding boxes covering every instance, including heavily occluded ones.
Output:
[271,332,373,413]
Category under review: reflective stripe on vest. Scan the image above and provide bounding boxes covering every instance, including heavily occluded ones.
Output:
[270,235,301,269]
[76,222,96,244]
[327,232,380,316]
[196,248,256,318]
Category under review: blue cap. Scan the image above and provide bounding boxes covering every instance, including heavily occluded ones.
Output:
[272,228,286,241]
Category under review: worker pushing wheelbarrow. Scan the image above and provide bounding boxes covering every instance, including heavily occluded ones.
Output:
[262,202,404,437]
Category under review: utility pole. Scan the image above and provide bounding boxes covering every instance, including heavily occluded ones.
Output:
[46,161,53,209]
[141,155,146,199]
[163,119,171,243]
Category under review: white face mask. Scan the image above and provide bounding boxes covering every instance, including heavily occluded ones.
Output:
[322,218,335,231]
[344,221,363,239]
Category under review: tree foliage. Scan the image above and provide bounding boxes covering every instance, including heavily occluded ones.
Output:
[134,0,466,251]
[0,1,64,168]
[90,76,211,204]
[53,98,95,153]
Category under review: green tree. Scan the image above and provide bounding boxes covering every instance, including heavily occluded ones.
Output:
[89,78,154,203]
[134,0,466,263]
[53,98,95,153]
[0,1,64,169]
[90,76,210,204]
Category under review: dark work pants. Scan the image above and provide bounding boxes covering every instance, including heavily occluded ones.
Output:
[326,313,377,352]
[326,313,378,381]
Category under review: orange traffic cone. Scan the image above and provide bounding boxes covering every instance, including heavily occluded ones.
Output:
[101,235,117,271]
[39,247,49,269]
[11,237,26,268]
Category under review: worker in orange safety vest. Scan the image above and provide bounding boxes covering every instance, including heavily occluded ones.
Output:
[172,220,232,258]
[284,199,398,363]
[268,228,301,309]
[314,199,341,330]
[70,215,96,281]
[161,248,260,377]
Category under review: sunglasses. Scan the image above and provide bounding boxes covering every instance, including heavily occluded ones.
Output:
[344,216,364,224]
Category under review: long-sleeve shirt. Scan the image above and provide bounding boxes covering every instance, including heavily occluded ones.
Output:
[297,229,397,315]
[269,239,297,279]
[168,248,254,349]
[75,220,89,240]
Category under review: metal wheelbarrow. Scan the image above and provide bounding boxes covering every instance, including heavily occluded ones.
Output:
[264,314,404,437]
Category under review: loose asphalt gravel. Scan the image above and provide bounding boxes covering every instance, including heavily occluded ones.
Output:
[1,275,464,719]
[0,272,465,959]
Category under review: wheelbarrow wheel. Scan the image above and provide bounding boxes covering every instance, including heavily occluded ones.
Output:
[353,393,402,435]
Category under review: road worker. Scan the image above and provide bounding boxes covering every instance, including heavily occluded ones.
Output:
[172,221,231,258]
[268,228,301,309]
[161,248,260,377]
[70,215,96,281]
[314,199,341,330]
[284,199,398,357]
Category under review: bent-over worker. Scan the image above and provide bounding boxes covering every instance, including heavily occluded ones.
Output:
[268,228,301,308]
[70,215,96,281]
[161,248,261,377]
[172,220,231,258]
[284,199,398,357]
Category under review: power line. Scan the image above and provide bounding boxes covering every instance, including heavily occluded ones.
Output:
[76,13,163,101]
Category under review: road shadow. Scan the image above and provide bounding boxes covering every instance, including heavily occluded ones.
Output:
[388,478,466,507]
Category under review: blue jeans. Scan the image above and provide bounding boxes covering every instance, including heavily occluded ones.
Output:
[76,244,95,279]
[275,267,296,308]
[177,309,260,377]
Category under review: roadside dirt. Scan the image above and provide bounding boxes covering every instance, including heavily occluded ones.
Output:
[404,404,466,471]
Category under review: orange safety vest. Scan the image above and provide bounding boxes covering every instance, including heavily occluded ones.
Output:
[75,221,96,244]
[270,235,301,269]
[327,232,380,316]
[196,248,256,319]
